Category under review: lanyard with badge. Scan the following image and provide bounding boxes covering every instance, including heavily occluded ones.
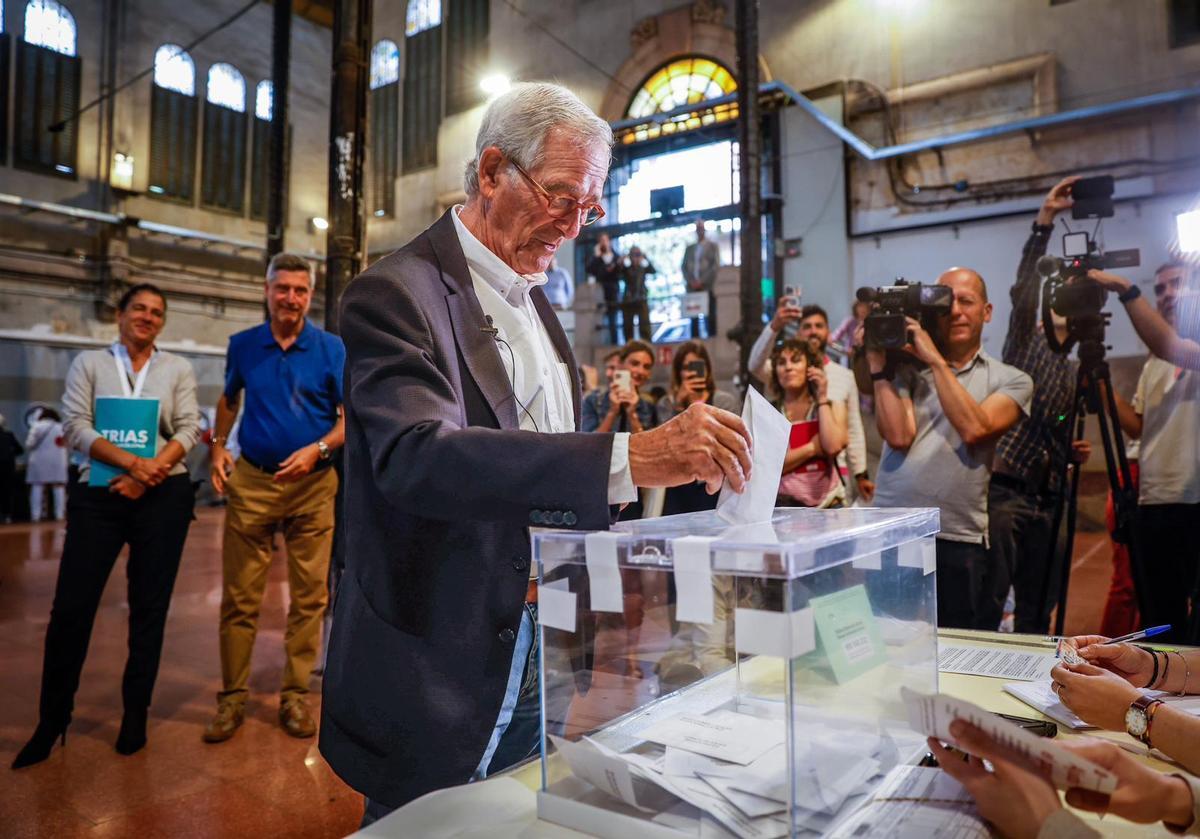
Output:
[88,343,162,486]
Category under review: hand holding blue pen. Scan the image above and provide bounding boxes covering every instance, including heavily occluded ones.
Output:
[1102,625,1171,645]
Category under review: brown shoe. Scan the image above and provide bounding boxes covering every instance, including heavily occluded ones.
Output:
[279,698,316,738]
[203,702,244,743]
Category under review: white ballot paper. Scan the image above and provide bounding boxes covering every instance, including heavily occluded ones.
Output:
[638,709,784,765]
[673,535,716,624]
[537,578,576,632]
[584,531,623,613]
[901,687,1118,793]
[548,734,658,812]
[938,645,1057,681]
[716,387,790,525]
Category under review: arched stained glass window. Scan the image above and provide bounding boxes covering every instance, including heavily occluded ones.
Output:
[406,0,441,36]
[24,0,76,56]
[153,44,194,95]
[255,79,273,120]
[370,39,400,89]
[207,62,245,113]
[622,57,737,145]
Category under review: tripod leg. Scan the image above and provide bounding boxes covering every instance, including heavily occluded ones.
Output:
[1042,367,1087,637]
[1093,374,1151,624]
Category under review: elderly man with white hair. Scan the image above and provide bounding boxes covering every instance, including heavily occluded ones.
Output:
[320,83,753,820]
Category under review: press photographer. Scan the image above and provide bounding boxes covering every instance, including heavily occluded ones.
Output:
[988,177,1094,635]
[1088,261,1200,371]
[867,269,1033,629]
[1088,260,1200,642]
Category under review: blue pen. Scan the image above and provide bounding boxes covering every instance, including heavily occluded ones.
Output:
[1103,625,1171,645]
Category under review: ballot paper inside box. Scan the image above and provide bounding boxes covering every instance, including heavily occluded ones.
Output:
[531,506,941,839]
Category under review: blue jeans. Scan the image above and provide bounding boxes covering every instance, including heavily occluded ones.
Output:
[472,602,539,779]
[360,603,541,828]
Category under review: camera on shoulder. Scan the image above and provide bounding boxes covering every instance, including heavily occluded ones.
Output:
[855,279,953,350]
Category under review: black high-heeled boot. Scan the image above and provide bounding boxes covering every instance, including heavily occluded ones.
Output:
[11,722,67,769]
[115,708,148,756]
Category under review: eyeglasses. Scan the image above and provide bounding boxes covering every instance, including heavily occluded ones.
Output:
[508,158,606,227]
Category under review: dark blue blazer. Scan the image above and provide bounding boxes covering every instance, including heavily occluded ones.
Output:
[319,210,615,807]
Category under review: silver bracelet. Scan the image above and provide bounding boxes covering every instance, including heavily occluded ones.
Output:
[1179,652,1191,697]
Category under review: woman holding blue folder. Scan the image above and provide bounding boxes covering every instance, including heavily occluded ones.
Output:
[12,284,200,768]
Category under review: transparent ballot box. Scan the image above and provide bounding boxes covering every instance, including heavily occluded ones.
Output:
[532,506,940,839]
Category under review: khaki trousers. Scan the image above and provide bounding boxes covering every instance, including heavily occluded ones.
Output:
[218,458,337,705]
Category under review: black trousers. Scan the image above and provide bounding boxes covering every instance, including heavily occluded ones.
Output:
[935,538,991,630]
[985,478,1060,634]
[621,299,652,342]
[1135,503,1200,644]
[37,474,195,725]
[600,282,620,345]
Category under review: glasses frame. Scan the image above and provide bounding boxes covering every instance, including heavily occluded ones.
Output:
[507,157,606,227]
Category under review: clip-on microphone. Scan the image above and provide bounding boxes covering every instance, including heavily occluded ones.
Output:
[480,315,500,337]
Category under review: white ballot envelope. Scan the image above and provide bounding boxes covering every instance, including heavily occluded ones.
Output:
[901,687,1117,793]
[716,386,790,525]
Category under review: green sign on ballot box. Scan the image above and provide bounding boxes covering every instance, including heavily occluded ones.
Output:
[809,584,888,683]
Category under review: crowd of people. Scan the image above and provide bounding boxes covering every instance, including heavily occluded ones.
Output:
[6,80,1200,838]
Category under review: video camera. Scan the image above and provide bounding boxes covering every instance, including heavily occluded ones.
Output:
[855,280,953,350]
[1035,176,1140,353]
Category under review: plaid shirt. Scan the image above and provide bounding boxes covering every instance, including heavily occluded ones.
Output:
[994,223,1077,494]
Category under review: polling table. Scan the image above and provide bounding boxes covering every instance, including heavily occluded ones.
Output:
[358,508,1181,838]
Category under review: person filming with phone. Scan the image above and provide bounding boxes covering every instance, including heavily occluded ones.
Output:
[867,268,1033,629]
[656,341,739,515]
[769,338,847,508]
[581,339,658,434]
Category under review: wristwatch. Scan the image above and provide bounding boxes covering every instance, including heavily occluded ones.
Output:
[1118,285,1142,304]
[1125,695,1164,745]
[316,440,331,461]
[870,370,889,382]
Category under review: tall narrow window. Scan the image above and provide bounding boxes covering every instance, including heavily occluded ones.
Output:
[15,0,79,175]
[370,40,399,217]
[249,79,277,220]
[444,0,488,115]
[403,0,441,173]
[148,44,198,201]
[202,62,248,213]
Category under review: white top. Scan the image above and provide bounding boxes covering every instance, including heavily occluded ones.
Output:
[24,418,68,484]
[451,208,637,505]
[1133,358,1200,505]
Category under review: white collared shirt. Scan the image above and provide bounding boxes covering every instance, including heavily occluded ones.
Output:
[451,207,637,505]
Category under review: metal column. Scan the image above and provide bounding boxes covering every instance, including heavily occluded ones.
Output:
[266,0,292,261]
[735,0,763,381]
[323,0,372,335]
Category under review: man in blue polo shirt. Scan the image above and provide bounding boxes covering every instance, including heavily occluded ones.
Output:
[204,253,345,743]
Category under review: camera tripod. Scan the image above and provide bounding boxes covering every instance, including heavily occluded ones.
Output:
[1039,337,1146,637]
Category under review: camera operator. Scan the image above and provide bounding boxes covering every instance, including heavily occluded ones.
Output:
[1092,261,1200,643]
[1089,261,1200,371]
[749,300,873,502]
[989,177,1093,633]
[868,269,1033,629]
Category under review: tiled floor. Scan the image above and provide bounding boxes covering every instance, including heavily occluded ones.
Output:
[0,509,363,839]
[0,495,1115,838]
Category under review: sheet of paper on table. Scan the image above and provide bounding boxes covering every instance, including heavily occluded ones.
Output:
[716,386,791,525]
[827,766,988,839]
[938,644,1057,681]
[901,687,1118,793]
[1006,679,1200,731]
